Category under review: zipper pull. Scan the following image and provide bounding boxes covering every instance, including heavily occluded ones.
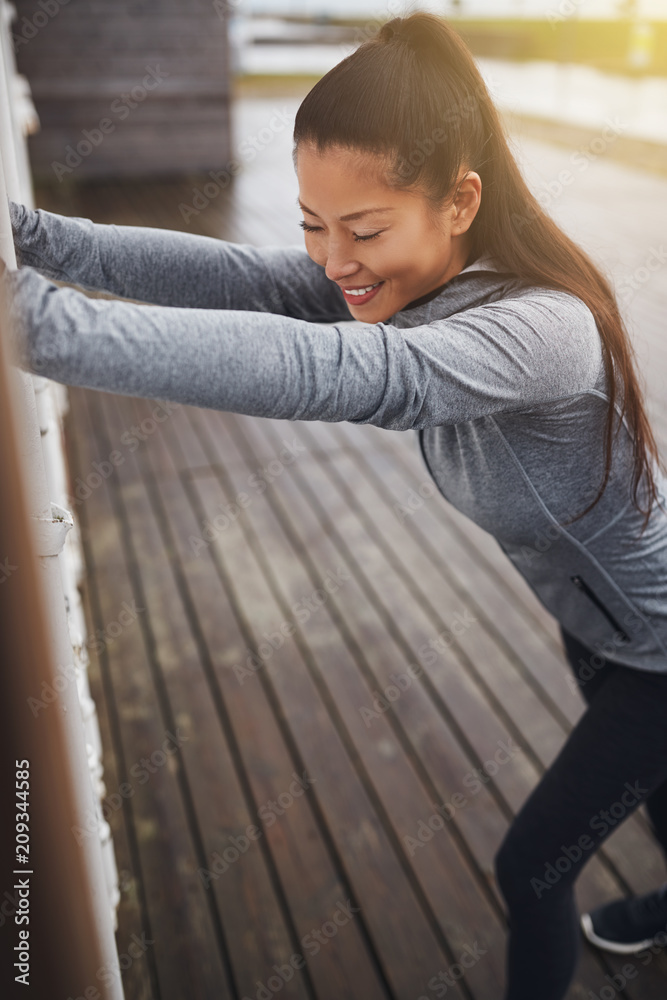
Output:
[569,575,630,643]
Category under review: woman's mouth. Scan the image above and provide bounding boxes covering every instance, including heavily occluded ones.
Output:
[341,281,384,305]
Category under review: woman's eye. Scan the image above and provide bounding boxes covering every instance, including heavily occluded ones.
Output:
[298,220,383,242]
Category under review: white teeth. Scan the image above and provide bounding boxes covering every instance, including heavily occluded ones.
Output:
[345,282,381,296]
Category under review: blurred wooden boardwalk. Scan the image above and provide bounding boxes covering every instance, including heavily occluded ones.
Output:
[35,94,667,999]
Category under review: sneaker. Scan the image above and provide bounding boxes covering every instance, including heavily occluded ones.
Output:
[580,882,667,954]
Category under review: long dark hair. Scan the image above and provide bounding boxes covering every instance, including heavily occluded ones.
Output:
[292,10,666,537]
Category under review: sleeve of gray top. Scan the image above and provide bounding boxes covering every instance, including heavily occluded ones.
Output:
[3,263,603,430]
[6,199,353,322]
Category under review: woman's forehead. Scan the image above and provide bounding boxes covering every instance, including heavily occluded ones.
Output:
[296,143,397,198]
[296,140,392,171]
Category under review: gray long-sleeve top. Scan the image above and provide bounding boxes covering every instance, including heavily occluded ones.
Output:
[4,202,667,671]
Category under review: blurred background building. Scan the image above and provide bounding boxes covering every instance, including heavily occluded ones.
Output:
[12,0,234,179]
[10,0,667,180]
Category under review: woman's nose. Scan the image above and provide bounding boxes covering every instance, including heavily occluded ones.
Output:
[324,243,360,284]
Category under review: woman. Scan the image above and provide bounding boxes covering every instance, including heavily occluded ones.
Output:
[3,11,667,999]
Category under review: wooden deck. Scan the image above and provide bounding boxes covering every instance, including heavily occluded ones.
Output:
[34,93,667,999]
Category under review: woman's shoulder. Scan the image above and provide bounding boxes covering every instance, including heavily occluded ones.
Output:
[488,282,600,338]
[440,279,605,391]
[393,270,600,354]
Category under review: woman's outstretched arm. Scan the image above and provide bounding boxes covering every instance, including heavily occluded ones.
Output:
[7,199,353,322]
[2,262,603,429]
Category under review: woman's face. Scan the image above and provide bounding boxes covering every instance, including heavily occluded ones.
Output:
[295,142,482,323]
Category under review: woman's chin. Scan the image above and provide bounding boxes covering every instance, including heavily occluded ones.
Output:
[348,304,388,323]
[347,295,396,324]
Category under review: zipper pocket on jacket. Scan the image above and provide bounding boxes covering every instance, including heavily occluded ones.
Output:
[570,575,630,642]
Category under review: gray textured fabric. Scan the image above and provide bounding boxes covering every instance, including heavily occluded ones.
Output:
[4,200,667,671]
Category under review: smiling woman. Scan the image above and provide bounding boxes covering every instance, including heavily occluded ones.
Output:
[3,10,667,1000]
[294,144,481,316]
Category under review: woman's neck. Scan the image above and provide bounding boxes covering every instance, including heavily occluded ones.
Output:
[402,248,481,311]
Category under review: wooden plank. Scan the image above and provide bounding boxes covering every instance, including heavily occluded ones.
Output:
[300,420,580,707]
[224,410,667,996]
[63,394,157,1000]
[64,387,232,999]
[158,406,507,998]
[98,391,353,1000]
[180,405,635,999]
[119,393,394,1000]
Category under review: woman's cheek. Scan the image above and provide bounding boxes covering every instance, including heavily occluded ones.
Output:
[305,236,325,268]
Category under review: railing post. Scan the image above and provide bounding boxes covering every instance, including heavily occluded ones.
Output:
[0,0,124,993]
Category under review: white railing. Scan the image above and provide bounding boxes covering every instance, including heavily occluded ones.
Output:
[0,1,123,994]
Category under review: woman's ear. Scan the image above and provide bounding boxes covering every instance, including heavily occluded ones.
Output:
[453,172,482,234]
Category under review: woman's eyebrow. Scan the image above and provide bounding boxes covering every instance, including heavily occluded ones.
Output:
[297,199,395,222]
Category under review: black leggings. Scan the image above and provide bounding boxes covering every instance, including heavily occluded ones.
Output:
[494,626,667,1000]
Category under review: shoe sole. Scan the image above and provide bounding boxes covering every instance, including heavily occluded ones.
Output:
[580,913,656,954]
